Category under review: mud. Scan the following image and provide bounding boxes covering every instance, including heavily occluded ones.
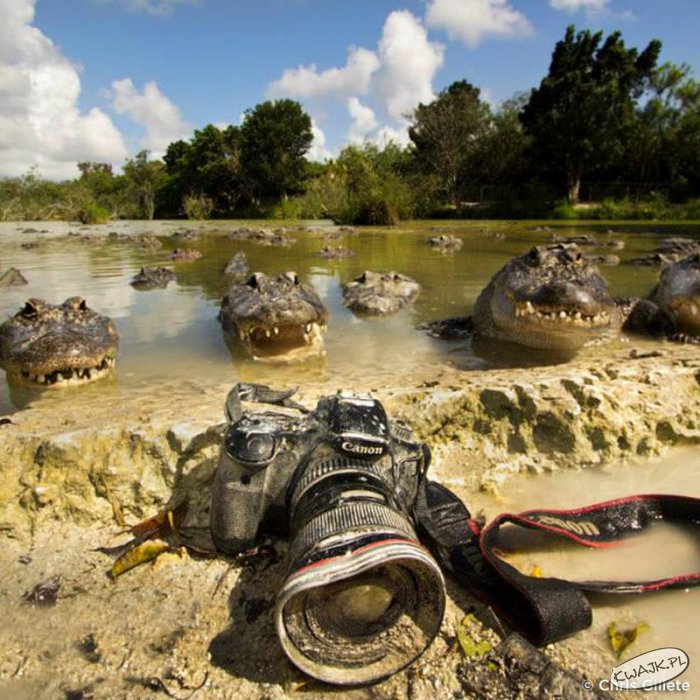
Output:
[0,344,698,698]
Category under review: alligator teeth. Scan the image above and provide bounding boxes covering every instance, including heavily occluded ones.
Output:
[265,329,271,338]
[273,326,279,335]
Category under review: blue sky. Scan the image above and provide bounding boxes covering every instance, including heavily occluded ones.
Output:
[3,0,699,179]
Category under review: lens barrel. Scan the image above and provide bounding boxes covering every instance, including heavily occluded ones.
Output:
[275,457,445,684]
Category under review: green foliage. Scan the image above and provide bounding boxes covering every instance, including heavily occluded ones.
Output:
[77,201,111,224]
[408,81,492,210]
[550,200,579,219]
[240,99,313,199]
[312,143,416,225]
[182,193,214,220]
[122,150,166,220]
[162,124,242,217]
[521,25,661,203]
[269,197,305,220]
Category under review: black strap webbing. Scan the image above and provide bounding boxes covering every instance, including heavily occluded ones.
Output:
[416,481,700,646]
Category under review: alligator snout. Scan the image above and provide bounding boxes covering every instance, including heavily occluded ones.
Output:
[527,282,604,315]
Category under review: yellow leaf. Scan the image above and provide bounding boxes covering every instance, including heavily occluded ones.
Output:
[529,564,543,578]
[456,614,493,658]
[110,539,170,579]
[608,621,649,659]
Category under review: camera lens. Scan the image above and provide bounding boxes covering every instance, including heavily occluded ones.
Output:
[276,457,445,685]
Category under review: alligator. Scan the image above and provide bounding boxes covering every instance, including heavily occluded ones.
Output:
[219,272,328,358]
[428,234,463,252]
[0,297,119,386]
[130,267,176,290]
[318,245,354,259]
[624,252,700,341]
[343,270,421,315]
[424,244,620,352]
[223,252,249,280]
[627,237,700,266]
[170,248,202,261]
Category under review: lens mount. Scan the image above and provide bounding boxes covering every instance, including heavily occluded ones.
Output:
[275,538,445,685]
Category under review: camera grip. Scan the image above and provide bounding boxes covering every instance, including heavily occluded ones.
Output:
[210,452,267,554]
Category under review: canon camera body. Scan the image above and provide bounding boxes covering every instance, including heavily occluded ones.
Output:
[210,386,445,685]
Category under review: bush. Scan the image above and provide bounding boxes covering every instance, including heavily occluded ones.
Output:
[182,193,214,220]
[550,199,579,219]
[77,201,110,224]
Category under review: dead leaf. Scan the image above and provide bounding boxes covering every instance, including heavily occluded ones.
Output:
[131,498,188,539]
[110,539,170,579]
[608,621,649,659]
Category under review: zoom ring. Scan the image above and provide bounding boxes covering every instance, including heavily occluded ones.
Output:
[287,501,417,567]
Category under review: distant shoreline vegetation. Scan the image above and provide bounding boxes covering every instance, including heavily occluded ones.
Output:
[1,25,699,226]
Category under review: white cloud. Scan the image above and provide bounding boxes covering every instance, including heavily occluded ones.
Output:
[426,0,533,48]
[307,120,334,162]
[347,98,378,144]
[373,124,411,149]
[267,47,380,100]
[374,10,444,120]
[109,78,190,154]
[94,0,201,17]
[549,0,609,11]
[0,0,128,179]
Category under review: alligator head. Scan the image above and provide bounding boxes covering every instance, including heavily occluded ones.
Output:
[473,243,618,351]
[0,297,119,386]
[219,272,328,358]
[649,252,700,336]
[343,270,421,315]
[130,267,176,290]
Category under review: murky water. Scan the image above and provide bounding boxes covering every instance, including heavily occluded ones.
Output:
[2,218,697,414]
[458,448,700,693]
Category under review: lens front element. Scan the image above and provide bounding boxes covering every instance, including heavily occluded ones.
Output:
[276,539,445,685]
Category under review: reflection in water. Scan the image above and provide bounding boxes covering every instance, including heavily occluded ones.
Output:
[1,219,698,413]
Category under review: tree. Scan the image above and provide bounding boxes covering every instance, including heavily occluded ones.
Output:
[163,124,243,217]
[408,81,492,210]
[122,150,165,220]
[239,99,313,200]
[520,25,661,203]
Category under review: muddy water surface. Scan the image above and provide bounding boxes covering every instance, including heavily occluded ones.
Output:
[2,219,697,414]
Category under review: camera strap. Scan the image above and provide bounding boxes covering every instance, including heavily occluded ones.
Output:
[416,481,700,646]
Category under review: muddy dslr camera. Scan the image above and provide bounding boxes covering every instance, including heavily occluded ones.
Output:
[211,386,445,685]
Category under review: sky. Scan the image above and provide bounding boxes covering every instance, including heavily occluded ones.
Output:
[2,0,699,179]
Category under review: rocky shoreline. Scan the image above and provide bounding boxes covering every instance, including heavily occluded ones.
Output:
[0,344,698,698]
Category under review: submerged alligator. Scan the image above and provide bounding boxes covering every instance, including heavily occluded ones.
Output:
[0,297,119,386]
[343,270,421,315]
[219,272,328,358]
[624,252,700,341]
[425,243,620,352]
[130,267,176,290]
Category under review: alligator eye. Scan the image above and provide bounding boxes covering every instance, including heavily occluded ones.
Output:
[527,247,542,266]
[247,273,262,289]
[282,271,299,285]
[21,301,38,319]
